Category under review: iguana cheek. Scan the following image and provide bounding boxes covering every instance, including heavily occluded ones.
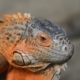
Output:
[12,52,31,66]
[10,49,38,66]
[12,52,24,66]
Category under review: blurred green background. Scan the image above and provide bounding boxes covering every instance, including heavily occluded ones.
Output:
[0,0,80,80]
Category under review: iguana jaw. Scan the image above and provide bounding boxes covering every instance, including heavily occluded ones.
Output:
[10,49,68,73]
[10,49,50,72]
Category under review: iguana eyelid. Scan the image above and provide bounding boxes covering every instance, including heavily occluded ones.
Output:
[35,32,52,47]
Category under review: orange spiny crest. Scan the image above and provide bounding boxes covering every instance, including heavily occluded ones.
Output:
[1,12,31,24]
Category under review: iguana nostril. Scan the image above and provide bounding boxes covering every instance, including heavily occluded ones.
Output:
[62,45,69,52]
[12,52,24,66]
[65,47,67,50]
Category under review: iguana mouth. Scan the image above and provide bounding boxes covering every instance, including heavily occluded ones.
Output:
[11,50,51,72]
[12,50,37,66]
[11,49,69,72]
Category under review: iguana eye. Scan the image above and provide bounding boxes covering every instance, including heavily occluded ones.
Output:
[40,36,47,42]
[36,32,52,47]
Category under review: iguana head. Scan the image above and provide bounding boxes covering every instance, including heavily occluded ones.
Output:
[9,15,74,72]
[1,13,73,72]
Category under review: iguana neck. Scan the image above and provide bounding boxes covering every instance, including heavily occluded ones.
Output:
[5,65,60,80]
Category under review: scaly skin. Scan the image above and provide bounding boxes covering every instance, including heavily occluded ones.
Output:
[0,13,74,80]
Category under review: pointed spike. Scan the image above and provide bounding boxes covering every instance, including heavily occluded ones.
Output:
[65,63,67,68]
[2,14,11,22]
[10,16,15,21]
[61,63,68,71]
[12,14,18,19]
[24,13,31,19]
[17,12,24,20]
[61,66,66,71]
[11,14,19,22]
[27,13,31,19]
[2,14,11,18]
[24,13,28,18]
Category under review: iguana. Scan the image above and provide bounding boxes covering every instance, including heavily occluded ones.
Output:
[0,13,74,80]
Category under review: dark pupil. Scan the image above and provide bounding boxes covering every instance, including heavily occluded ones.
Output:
[40,36,46,41]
